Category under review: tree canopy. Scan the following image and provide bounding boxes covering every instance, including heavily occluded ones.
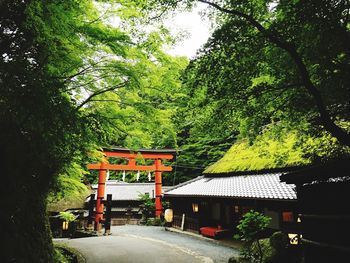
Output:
[150,0,350,146]
[151,0,350,177]
[1,0,185,261]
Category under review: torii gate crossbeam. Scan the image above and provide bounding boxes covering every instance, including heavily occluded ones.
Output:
[87,147,175,231]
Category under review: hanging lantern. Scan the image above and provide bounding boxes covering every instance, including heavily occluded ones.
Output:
[62,221,69,230]
[164,209,173,223]
[192,203,199,213]
[148,171,151,181]
[122,170,126,182]
[136,171,140,181]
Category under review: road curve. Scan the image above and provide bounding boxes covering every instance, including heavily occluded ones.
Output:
[61,235,213,263]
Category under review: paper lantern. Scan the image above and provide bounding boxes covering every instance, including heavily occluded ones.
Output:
[164,209,173,223]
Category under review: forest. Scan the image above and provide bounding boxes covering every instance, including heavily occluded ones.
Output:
[1,0,349,261]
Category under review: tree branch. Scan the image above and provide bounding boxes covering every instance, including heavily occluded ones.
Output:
[199,0,350,146]
[62,58,109,82]
[75,81,128,111]
[88,99,138,108]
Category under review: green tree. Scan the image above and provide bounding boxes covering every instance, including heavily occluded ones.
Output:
[138,193,156,220]
[1,0,184,260]
[235,210,271,263]
[148,0,350,147]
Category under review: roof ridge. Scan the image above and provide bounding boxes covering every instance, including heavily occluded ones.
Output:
[105,182,154,185]
[203,166,300,177]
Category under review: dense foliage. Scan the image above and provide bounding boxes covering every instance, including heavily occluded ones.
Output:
[205,125,350,173]
[1,0,185,261]
[138,193,169,220]
[235,210,271,263]
[151,0,350,145]
[150,0,350,175]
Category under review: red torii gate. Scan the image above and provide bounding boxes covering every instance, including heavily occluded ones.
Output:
[87,147,175,230]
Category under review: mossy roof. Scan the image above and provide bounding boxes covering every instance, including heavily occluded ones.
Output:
[204,134,310,174]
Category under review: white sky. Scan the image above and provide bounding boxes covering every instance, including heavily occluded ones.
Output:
[163,4,211,58]
[102,2,211,59]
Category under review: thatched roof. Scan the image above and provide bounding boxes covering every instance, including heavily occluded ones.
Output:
[47,189,92,212]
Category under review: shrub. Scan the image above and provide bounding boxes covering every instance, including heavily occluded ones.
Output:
[138,193,156,220]
[235,210,271,263]
[138,193,169,221]
[53,248,69,263]
[265,232,291,263]
[251,239,274,262]
[59,211,76,222]
[146,217,164,226]
[269,232,289,251]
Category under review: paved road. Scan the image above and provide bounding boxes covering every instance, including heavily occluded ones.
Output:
[57,225,239,263]
[112,225,239,263]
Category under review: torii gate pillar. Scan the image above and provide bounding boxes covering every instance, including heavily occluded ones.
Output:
[154,159,162,218]
[95,162,107,230]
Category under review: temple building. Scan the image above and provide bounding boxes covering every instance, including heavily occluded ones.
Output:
[164,170,299,238]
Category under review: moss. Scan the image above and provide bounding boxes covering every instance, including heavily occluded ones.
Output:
[54,243,86,263]
[205,128,350,174]
[53,247,71,263]
[47,188,91,213]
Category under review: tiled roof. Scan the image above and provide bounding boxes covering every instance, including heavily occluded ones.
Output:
[165,173,296,200]
[91,181,171,201]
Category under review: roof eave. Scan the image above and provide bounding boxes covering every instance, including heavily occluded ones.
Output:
[164,194,296,202]
[280,158,350,184]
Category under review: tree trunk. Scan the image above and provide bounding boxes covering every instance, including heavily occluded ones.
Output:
[1,123,55,262]
[3,180,54,263]
[256,239,263,263]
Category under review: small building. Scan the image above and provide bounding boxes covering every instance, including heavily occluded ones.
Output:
[88,180,171,225]
[280,159,350,262]
[164,171,299,237]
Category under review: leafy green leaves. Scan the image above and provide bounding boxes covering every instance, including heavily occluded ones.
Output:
[236,210,271,243]
[235,210,271,262]
[59,211,77,222]
[205,124,350,173]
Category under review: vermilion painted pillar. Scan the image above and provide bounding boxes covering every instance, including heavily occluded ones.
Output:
[95,162,107,230]
[155,159,162,218]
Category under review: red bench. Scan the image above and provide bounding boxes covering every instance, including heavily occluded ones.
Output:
[200,226,230,239]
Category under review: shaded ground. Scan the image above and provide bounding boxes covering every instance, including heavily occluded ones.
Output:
[56,225,239,263]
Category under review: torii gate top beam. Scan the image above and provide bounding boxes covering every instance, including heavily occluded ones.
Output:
[104,151,174,160]
[87,147,177,171]
[103,147,177,160]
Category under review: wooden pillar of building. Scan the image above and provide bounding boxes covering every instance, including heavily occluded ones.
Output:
[95,162,107,231]
[155,159,162,218]
[87,193,95,229]
[104,194,112,235]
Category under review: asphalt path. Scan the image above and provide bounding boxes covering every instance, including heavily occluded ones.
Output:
[56,225,239,263]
